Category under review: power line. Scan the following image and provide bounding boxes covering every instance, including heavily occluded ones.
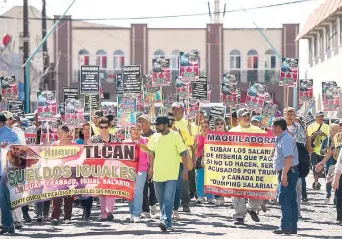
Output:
[0,0,317,21]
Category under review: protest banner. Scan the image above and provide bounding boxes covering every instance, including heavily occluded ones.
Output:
[152,58,171,86]
[204,131,277,200]
[2,143,139,208]
[0,76,18,101]
[84,94,100,113]
[299,79,313,104]
[37,91,57,121]
[179,52,199,83]
[122,65,141,94]
[280,58,299,87]
[63,88,79,102]
[80,65,100,95]
[117,96,137,126]
[192,77,208,102]
[7,99,25,117]
[116,74,123,95]
[208,106,225,130]
[322,81,340,112]
[65,99,85,127]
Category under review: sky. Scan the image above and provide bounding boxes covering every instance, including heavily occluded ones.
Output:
[0,0,324,28]
[0,0,326,76]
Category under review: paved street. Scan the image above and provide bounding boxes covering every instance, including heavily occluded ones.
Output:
[5,175,342,239]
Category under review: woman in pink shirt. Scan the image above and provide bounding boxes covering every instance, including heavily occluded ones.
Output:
[124,124,149,223]
[195,120,213,204]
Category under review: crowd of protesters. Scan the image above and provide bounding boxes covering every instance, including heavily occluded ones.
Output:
[0,102,342,235]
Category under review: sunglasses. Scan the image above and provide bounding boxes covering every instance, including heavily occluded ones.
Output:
[99,126,109,129]
[215,122,224,126]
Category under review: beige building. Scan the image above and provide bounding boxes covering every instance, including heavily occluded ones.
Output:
[0,6,299,110]
[297,0,342,115]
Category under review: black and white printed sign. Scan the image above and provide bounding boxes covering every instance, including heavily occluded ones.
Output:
[63,88,79,102]
[80,65,100,94]
[122,65,141,94]
[208,106,226,130]
[84,94,100,113]
[192,77,208,101]
[116,74,123,95]
[7,99,24,117]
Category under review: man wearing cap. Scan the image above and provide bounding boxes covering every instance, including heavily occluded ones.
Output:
[0,112,21,234]
[172,102,196,212]
[284,107,311,216]
[251,116,262,127]
[137,114,158,217]
[307,110,329,190]
[147,116,190,231]
[229,108,265,225]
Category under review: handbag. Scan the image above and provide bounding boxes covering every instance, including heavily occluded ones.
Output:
[177,129,194,170]
[311,123,323,148]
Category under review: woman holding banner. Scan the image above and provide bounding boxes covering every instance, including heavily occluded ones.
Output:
[50,125,75,225]
[124,124,149,223]
[76,122,95,220]
[89,117,120,221]
[194,119,213,204]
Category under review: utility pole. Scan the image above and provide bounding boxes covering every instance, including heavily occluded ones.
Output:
[23,0,30,112]
[214,0,220,23]
[42,0,50,90]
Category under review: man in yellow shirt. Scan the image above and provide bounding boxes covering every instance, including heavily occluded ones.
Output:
[147,116,190,232]
[167,112,194,219]
[307,110,329,190]
[172,102,196,212]
[229,108,265,225]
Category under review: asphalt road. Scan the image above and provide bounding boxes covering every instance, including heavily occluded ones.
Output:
[4,175,342,239]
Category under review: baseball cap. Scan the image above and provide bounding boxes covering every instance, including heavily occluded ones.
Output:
[251,116,261,123]
[171,102,183,109]
[237,108,250,118]
[283,107,295,114]
[152,116,170,125]
[2,111,13,120]
[316,110,325,117]
[137,114,151,123]
[167,112,175,121]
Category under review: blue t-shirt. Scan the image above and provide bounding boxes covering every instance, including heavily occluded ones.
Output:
[76,139,84,145]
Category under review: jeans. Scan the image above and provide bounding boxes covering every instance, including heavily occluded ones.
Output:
[0,176,13,228]
[129,171,147,217]
[189,169,196,198]
[35,200,51,217]
[174,163,183,211]
[142,177,157,213]
[301,177,307,200]
[195,168,213,199]
[154,180,178,229]
[278,167,299,232]
[81,197,93,216]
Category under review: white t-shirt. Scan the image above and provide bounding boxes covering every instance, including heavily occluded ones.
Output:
[12,127,26,145]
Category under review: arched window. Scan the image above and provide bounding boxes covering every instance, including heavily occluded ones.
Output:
[265,49,277,83]
[78,49,89,66]
[153,50,165,59]
[247,49,258,82]
[96,49,107,69]
[229,49,241,82]
[113,50,125,71]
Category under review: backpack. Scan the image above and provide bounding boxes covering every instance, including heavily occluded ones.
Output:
[296,142,310,178]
